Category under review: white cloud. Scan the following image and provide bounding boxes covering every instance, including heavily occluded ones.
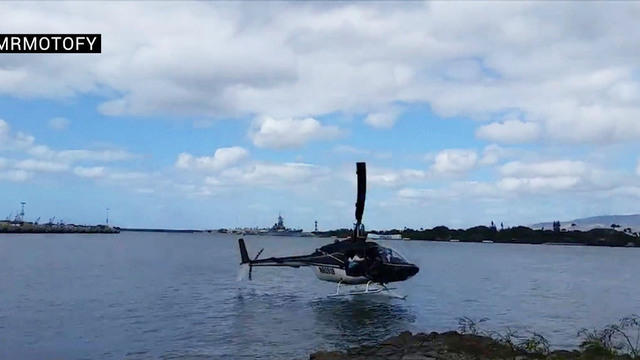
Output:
[479,144,506,165]
[364,110,399,129]
[0,169,32,182]
[54,149,134,163]
[400,157,612,201]
[332,145,392,160]
[175,146,249,171]
[15,159,69,172]
[0,119,9,139]
[368,168,426,187]
[500,160,586,178]
[431,149,478,174]
[220,162,326,186]
[475,120,540,144]
[0,119,35,151]
[450,181,501,198]
[192,119,216,129]
[0,120,142,188]
[108,171,148,181]
[603,186,640,198]
[204,176,222,186]
[48,117,70,130]
[1,119,135,164]
[497,176,580,192]
[397,187,444,201]
[3,3,640,144]
[74,166,106,178]
[333,145,369,155]
[137,188,156,194]
[75,167,152,183]
[249,116,342,149]
[494,160,594,194]
[398,181,502,202]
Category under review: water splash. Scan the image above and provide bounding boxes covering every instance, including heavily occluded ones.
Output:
[236,264,250,282]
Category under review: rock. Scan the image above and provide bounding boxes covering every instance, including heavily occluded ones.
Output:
[308,330,632,360]
[400,355,436,360]
[382,331,417,346]
[310,350,348,360]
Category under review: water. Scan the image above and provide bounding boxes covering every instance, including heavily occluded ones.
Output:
[1,232,638,359]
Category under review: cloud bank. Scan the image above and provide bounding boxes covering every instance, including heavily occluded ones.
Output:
[2,2,640,144]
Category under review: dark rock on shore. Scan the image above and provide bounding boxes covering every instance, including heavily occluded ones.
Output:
[309,331,624,360]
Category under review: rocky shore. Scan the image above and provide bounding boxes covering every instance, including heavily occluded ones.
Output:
[310,331,631,360]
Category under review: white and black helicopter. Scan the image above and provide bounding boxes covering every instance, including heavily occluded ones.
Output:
[238,162,419,298]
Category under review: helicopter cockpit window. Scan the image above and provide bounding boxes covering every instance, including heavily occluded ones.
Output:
[377,247,409,264]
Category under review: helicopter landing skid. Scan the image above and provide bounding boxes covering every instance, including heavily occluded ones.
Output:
[327,281,407,300]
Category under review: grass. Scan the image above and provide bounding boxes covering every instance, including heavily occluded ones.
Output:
[456,314,640,359]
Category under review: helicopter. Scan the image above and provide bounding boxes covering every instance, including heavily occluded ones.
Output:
[238,162,419,298]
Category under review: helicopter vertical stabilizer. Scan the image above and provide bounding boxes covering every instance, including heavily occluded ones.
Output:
[239,238,250,264]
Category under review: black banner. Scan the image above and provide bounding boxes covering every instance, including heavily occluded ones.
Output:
[0,34,101,54]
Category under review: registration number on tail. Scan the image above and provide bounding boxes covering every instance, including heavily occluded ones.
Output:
[318,266,335,275]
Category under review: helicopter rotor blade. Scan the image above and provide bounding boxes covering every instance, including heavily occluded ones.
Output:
[355,162,366,226]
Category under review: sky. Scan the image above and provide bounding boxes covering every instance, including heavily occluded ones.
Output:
[1,1,640,230]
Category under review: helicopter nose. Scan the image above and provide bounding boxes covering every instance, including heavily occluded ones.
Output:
[407,264,419,278]
[394,264,419,281]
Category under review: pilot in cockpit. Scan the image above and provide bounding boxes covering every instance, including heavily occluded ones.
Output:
[346,252,365,276]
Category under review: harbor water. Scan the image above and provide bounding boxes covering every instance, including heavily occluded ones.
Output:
[1,232,638,359]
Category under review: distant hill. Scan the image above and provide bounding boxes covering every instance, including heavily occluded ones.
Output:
[531,214,640,232]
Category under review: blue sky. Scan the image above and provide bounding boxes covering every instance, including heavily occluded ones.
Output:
[2,2,640,230]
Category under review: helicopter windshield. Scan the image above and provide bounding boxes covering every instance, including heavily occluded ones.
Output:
[377,247,409,264]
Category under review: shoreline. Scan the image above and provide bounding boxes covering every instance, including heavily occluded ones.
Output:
[317,226,640,248]
[2,226,639,248]
[0,222,119,234]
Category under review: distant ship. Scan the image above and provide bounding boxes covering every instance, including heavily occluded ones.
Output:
[258,214,305,236]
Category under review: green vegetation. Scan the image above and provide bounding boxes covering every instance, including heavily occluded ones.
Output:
[457,316,551,356]
[313,225,639,247]
[454,315,640,359]
[578,315,640,359]
[375,225,639,247]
